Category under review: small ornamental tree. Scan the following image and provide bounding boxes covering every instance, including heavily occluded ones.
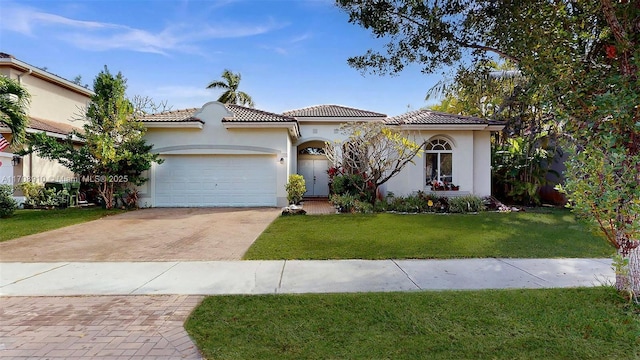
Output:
[26,67,162,208]
[325,122,423,204]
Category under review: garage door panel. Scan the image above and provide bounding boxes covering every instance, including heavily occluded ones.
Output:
[154,155,277,207]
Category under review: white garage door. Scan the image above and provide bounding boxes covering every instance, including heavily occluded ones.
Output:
[154,155,277,207]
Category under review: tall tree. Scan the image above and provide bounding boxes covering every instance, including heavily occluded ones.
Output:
[27,66,162,209]
[337,0,640,299]
[0,75,30,145]
[206,69,255,107]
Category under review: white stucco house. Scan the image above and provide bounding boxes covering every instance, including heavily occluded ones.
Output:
[138,102,503,207]
[0,52,92,192]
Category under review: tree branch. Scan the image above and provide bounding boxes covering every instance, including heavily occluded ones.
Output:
[599,0,634,77]
[389,8,521,64]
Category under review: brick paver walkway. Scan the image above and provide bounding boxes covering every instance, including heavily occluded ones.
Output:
[0,295,204,359]
[301,199,335,215]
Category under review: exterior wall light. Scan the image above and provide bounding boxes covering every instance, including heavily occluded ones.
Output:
[279,157,284,164]
[11,156,21,166]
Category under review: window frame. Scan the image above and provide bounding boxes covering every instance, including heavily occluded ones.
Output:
[425,138,453,186]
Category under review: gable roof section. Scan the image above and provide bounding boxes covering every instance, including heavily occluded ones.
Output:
[386,109,504,130]
[29,117,80,135]
[138,108,202,123]
[222,104,300,139]
[139,104,300,137]
[283,104,386,118]
[223,104,297,123]
[138,108,204,129]
[1,118,81,139]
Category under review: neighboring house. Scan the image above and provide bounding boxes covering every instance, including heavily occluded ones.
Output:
[0,53,92,194]
[139,102,503,207]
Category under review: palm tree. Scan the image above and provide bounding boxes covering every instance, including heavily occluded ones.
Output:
[206,69,255,107]
[0,76,30,145]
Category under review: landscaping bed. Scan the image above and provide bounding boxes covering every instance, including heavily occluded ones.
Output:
[243,208,611,260]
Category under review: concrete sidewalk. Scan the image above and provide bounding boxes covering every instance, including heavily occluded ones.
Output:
[0,258,614,296]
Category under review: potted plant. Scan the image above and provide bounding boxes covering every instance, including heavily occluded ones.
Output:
[431,180,446,191]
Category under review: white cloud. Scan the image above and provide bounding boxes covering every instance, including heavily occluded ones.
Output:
[261,32,312,56]
[260,45,289,55]
[289,33,312,44]
[0,3,287,55]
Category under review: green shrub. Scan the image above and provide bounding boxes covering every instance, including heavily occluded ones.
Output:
[0,184,17,218]
[17,182,43,202]
[383,192,450,213]
[373,199,388,212]
[285,174,306,204]
[448,195,486,213]
[16,182,68,208]
[331,174,365,196]
[354,200,374,214]
[330,194,357,213]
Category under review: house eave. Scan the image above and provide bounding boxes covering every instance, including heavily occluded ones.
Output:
[394,124,494,131]
[2,126,81,141]
[296,117,386,123]
[0,57,94,97]
[486,125,506,131]
[25,128,84,142]
[223,122,301,139]
[144,121,204,129]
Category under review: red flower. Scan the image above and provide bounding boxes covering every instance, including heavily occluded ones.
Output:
[605,45,616,59]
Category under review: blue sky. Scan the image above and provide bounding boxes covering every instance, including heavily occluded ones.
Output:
[0,0,447,116]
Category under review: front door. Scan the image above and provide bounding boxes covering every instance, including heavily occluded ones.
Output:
[298,159,329,197]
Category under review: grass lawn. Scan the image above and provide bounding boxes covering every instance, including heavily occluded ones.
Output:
[186,287,640,360]
[243,208,611,260]
[0,207,123,242]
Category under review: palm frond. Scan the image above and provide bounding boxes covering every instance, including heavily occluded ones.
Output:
[217,91,235,104]
[237,92,255,107]
[206,81,229,90]
[0,76,30,145]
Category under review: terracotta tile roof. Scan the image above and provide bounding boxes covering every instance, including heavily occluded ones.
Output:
[29,117,82,135]
[223,104,297,123]
[283,105,386,118]
[385,109,503,126]
[138,108,202,123]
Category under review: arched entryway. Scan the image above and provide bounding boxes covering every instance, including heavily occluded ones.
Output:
[297,140,330,197]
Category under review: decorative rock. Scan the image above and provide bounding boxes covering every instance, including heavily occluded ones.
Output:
[282,204,307,216]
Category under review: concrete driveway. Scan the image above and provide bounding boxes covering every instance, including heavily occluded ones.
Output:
[0,208,280,262]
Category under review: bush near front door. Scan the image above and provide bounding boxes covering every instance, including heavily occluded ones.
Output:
[286,174,306,205]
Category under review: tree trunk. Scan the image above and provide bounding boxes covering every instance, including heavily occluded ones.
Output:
[616,242,640,303]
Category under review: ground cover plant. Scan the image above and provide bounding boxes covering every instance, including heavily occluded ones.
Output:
[186,287,640,360]
[0,207,122,242]
[243,208,610,260]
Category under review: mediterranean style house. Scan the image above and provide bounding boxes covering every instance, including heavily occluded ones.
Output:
[138,102,503,207]
[0,53,92,196]
[0,53,503,207]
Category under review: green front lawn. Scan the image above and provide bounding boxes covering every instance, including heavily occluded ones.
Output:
[244,209,611,259]
[0,207,123,242]
[186,287,640,360]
